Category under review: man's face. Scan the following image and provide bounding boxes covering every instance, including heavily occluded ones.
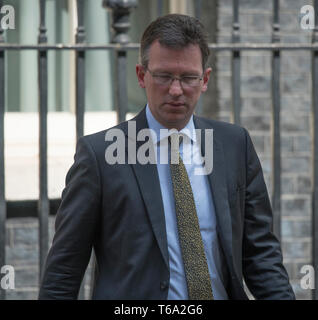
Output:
[136,40,211,131]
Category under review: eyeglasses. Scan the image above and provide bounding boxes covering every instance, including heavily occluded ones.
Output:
[145,68,203,88]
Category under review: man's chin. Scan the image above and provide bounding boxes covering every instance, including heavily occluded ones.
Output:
[163,115,190,130]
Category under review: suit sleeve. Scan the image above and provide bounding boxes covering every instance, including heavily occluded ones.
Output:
[38,136,101,299]
[241,129,295,300]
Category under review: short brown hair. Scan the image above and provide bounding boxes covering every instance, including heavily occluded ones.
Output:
[140,14,210,70]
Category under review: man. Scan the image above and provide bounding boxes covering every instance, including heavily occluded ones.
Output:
[39,14,295,300]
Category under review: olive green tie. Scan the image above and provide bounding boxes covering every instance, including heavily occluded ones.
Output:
[169,133,214,300]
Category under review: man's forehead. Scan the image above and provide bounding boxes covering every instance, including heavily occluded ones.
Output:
[149,39,200,53]
[147,40,203,71]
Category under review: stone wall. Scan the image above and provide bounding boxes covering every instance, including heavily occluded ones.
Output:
[5,217,94,299]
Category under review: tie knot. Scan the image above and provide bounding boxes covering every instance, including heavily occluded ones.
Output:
[169,133,183,150]
[169,133,183,164]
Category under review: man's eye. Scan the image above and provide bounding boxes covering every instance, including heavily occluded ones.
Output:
[154,75,172,83]
[156,75,171,80]
[182,76,198,83]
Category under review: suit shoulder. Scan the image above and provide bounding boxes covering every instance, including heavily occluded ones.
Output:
[75,120,127,161]
[80,110,143,147]
[195,115,246,137]
[80,120,129,145]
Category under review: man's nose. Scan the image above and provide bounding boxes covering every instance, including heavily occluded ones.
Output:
[169,79,183,96]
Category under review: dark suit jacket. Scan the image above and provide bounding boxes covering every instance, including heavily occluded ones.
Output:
[38,108,295,300]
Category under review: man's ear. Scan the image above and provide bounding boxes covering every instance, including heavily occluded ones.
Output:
[136,64,146,88]
[201,67,212,92]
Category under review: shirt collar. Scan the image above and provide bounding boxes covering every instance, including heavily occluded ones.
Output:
[145,104,197,145]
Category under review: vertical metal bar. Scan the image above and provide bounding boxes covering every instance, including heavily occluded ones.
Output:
[75,0,86,299]
[312,0,318,301]
[0,0,6,301]
[75,0,85,141]
[157,0,164,16]
[194,0,203,116]
[104,0,138,124]
[271,0,281,240]
[116,50,128,123]
[231,0,241,124]
[194,0,202,20]
[38,0,49,285]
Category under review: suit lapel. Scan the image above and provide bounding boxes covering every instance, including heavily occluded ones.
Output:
[123,109,169,270]
[193,116,235,275]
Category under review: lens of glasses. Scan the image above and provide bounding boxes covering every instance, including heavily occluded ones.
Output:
[154,75,201,87]
[181,77,201,87]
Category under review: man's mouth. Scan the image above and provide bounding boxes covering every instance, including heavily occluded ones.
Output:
[166,102,185,107]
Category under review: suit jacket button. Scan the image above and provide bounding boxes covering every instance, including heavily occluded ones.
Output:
[160,281,168,290]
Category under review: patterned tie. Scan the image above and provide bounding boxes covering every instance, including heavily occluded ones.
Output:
[169,133,214,300]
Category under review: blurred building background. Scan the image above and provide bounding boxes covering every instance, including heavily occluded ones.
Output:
[0,0,316,299]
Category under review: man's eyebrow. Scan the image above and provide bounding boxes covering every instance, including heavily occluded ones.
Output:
[150,69,172,74]
[152,69,201,76]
